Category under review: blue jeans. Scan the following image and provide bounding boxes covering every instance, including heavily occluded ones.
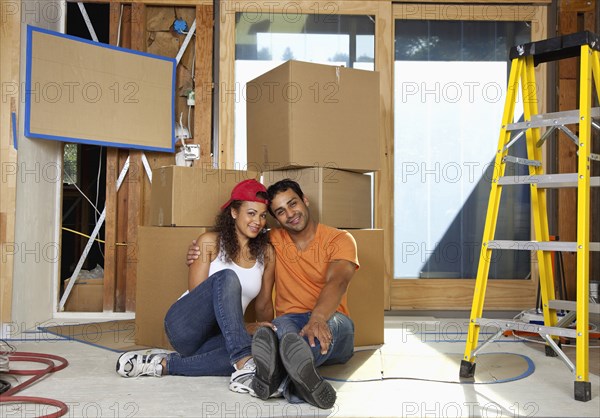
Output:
[163,269,251,376]
[272,312,354,402]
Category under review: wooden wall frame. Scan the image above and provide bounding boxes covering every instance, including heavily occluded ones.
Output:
[0,0,558,324]
[103,1,214,312]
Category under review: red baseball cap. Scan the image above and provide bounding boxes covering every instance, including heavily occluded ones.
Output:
[221,179,268,210]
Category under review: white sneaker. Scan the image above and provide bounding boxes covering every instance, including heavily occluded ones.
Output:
[116,349,169,378]
[229,358,258,396]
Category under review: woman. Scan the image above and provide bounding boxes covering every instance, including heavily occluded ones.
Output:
[116,179,276,396]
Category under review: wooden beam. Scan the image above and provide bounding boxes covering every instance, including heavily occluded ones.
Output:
[375,0,394,310]
[104,1,121,312]
[125,2,147,312]
[106,3,134,312]
[195,4,214,164]
[390,279,538,310]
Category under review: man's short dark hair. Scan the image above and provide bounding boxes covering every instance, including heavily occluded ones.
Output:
[266,179,305,216]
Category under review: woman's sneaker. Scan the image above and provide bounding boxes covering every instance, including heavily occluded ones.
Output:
[116,349,169,378]
[229,358,258,396]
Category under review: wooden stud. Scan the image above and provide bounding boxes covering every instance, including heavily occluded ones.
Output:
[124,2,147,312]
[560,0,596,13]
[196,4,214,164]
[376,0,394,310]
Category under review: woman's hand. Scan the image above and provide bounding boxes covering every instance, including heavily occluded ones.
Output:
[186,239,200,266]
[245,322,277,335]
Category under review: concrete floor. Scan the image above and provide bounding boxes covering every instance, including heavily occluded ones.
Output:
[2,314,599,417]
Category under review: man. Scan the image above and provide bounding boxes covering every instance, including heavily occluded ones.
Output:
[188,179,358,409]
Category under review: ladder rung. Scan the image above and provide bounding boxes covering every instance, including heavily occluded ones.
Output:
[502,156,541,167]
[497,174,600,188]
[549,300,600,315]
[487,240,600,252]
[475,318,577,339]
[506,108,600,131]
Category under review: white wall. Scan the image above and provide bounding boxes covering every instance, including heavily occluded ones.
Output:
[12,0,65,329]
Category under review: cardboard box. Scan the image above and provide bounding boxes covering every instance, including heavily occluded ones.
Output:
[63,277,103,312]
[347,229,385,347]
[150,166,260,227]
[135,227,384,349]
[247,60,380,173]
[136,227,209,349]
[263,167,372,229]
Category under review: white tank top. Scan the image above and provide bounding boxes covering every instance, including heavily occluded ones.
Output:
[180,250,264,313]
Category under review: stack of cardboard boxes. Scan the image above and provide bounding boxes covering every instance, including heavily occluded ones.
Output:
[136,60,384,350]
[248,61,384,347]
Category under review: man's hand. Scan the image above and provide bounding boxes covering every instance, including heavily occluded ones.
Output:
[186,239,200,266]
[245,322,277,336]
[300,316,332,355]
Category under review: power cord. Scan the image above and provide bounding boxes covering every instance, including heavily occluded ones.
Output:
[0,349,70,418]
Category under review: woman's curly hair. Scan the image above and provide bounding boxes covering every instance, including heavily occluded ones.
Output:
[213,196,269,264]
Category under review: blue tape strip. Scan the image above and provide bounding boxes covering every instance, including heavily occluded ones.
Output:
[11,112,17,150]
[37,326,138,354]
[24,26,33,139]
[322,351,536,385]
[28,25,175,62]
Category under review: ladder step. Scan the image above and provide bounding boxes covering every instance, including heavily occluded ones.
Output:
[502,156,541,166]
[506,108,600,131]
[498,174,600,188]
[476,318,577,339]
[549,300,600,315]
[487,240,600,252]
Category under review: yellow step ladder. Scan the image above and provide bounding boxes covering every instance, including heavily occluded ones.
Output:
[459,31,600,402]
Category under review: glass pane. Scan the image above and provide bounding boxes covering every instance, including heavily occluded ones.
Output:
[235,13,375,166]
[394,20,531,279]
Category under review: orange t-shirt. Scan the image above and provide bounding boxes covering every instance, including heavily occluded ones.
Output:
[269,224,359,317]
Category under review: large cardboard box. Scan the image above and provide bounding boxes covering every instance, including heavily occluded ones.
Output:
[247,60,380,173]
[63,278,103,312]
[263,167,372,229]
[347,229,384,347]
[136,227,209,349]
[136,227,384,349]
[150,166,260,226]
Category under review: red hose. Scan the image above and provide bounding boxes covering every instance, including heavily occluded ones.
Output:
[0,352,69,418]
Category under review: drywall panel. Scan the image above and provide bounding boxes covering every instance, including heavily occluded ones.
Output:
[25,26,176,151]
[12,5,65,330]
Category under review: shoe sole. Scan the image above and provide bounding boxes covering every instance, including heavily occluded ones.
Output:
[251,327,284,400]
[279,333,336,409]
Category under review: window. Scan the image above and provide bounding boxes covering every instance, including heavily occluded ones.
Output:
[235,12,375,166]
[394,20,532,279]
[63,143,79,185]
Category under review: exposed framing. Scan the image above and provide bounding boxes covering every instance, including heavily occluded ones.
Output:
[103,1,214,313]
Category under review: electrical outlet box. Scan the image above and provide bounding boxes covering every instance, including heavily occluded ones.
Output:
[184,144,200,160]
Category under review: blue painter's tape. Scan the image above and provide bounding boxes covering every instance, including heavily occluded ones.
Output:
[11,112,17,150]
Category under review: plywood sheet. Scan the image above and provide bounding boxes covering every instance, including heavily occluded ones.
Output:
[25,26,176,152]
